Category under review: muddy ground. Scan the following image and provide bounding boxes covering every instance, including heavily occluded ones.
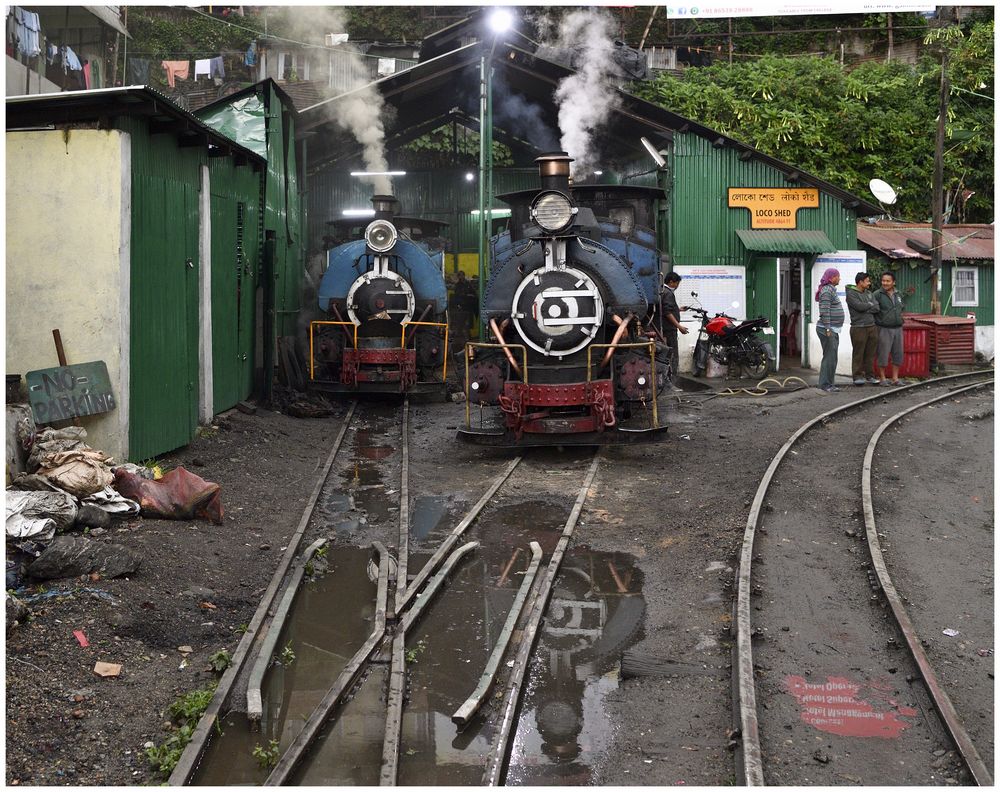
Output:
[5,371,993,786]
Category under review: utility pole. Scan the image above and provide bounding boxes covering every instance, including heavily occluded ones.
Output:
[728,17,733,64]
[930,45,949,314]
[886,13,894,62]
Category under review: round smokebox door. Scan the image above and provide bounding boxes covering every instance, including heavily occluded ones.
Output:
[510,266,604,357]
[346,273,415,325]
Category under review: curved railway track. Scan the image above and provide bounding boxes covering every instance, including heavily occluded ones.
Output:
[734,371,994,786]
[169,397,620,786]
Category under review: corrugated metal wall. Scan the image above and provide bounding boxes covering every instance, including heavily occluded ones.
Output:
[866,255,994,326]
[670,133,857,267]
[307,167,538,256]
[208,158,261,412]
[116,116,265,459]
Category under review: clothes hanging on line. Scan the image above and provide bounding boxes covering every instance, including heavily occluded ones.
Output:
[82,61,91,89]
[46,42,57,64]
[210,55,225,79]
[161,60,189,88]
[244,40,256,67]
[126,56,151,85]
[61,45,83,72]
[11,7,41,57]
[194,58,211,78]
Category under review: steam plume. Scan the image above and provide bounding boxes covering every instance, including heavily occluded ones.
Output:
[492,74,559,152]
[551,10,621,178]
[273,6,393,194]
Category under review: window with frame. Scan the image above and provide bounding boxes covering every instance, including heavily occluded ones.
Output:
[952,267,978,306]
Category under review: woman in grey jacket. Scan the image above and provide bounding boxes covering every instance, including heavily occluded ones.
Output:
[815,268,845,392]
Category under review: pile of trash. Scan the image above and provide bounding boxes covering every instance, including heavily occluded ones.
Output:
[6,426,225,592]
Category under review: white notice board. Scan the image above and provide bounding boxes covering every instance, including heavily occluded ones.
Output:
[673,265,746,320]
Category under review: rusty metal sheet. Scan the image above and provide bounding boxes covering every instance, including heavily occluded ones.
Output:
[857,222,994,261]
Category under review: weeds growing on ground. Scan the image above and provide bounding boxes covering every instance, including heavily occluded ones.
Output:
[278,642,296,666]
[252,739,280,769]
[208,649,232,673]
[145,682,218,777]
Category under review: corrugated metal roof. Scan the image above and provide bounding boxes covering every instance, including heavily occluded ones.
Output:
[6,86,265,167]
[857,222,994,262]
[735,229,837,254]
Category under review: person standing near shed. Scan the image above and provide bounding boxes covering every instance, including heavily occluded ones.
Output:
[874,270,905,385]
[660,271,688,384]
[845,272,880,385]
[815,267,844,392]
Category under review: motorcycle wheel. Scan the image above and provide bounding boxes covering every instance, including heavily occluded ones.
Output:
[743,339,770,378]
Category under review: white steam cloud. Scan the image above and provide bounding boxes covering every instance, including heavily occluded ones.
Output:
[274,6,392,194]
[552,10,621,179]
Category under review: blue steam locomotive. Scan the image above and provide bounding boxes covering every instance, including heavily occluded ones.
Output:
[312,195,449,395]
[459,152,671,446]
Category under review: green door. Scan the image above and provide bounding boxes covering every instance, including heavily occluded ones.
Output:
[211,197,256,413]
[129,177,200,461]
[746,256,779,366]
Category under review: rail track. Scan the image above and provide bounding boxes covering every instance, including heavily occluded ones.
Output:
[733,371,995,786]
[169,398,631,786]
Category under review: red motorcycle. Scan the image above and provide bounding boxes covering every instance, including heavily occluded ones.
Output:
[689,294,774,378]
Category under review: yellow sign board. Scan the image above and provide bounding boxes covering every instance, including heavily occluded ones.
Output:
[728,187,820,229]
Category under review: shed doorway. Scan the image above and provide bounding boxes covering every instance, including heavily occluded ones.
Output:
[779,257,804,367]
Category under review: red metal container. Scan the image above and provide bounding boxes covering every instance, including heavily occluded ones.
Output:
[898,321,930,378]
[904,313,976,366]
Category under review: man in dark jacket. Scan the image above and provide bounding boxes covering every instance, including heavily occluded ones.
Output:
[874,271,905,385]
[845,272,880,385]
[660,271,688,384]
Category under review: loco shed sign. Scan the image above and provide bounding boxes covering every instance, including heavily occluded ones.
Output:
[26,360,117,424]
[728,187,819,229]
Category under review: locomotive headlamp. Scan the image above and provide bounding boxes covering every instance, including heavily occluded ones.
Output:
[530,191,577,233]
[365,219,398,253]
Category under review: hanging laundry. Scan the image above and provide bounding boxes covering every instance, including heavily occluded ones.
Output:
[61,45,83,72]
[161,60,190,88]
[12,7,41,57]
[194,58,211,79]
[126,56,151,85]
[90,56,102,88]
[210,55,225,79]
[82,61,91,89]
[46,42,57,65]
[244,40,256,67]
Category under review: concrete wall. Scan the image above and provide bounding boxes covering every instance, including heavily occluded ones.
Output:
[6,55,61,96]
[6,128,131,462]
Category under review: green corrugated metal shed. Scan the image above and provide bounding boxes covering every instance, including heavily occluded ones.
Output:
[197,80,304,403]
[7,87,266,461]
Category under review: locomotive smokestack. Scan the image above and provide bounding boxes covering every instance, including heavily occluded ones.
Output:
[371,194,399,221]
[536,152,573,193]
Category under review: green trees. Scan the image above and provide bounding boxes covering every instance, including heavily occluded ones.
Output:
[632,19,993,223]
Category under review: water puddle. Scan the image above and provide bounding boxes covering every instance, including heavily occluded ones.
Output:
[193,546,377,786]
[411,495,457,543]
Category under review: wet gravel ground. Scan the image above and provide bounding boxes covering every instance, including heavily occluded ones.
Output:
[871,387,994,771]
[6,369,993,786]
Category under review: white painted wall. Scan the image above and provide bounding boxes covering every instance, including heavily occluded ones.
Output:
[806,251,867,377]
[198,164,214,425]
[6,129,131,461]
[975,327,994,361]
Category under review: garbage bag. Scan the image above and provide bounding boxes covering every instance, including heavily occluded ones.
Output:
[26,426,90,472]
[82,486,140,517]
[5,489,78,540]
[112,466,224,525]
[35,448,114,498]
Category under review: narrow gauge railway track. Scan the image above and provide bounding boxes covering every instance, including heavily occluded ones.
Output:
[734,371,994,786]
[171,398,615,786]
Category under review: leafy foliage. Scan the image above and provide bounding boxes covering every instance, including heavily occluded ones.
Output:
[631,21,993,223]
[145,682,218,778]
[252,739,281,770]
[208,649,232,673]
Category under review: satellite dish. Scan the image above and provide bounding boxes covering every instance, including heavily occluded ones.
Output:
[869,178,898,206]
[641,137,667,169]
